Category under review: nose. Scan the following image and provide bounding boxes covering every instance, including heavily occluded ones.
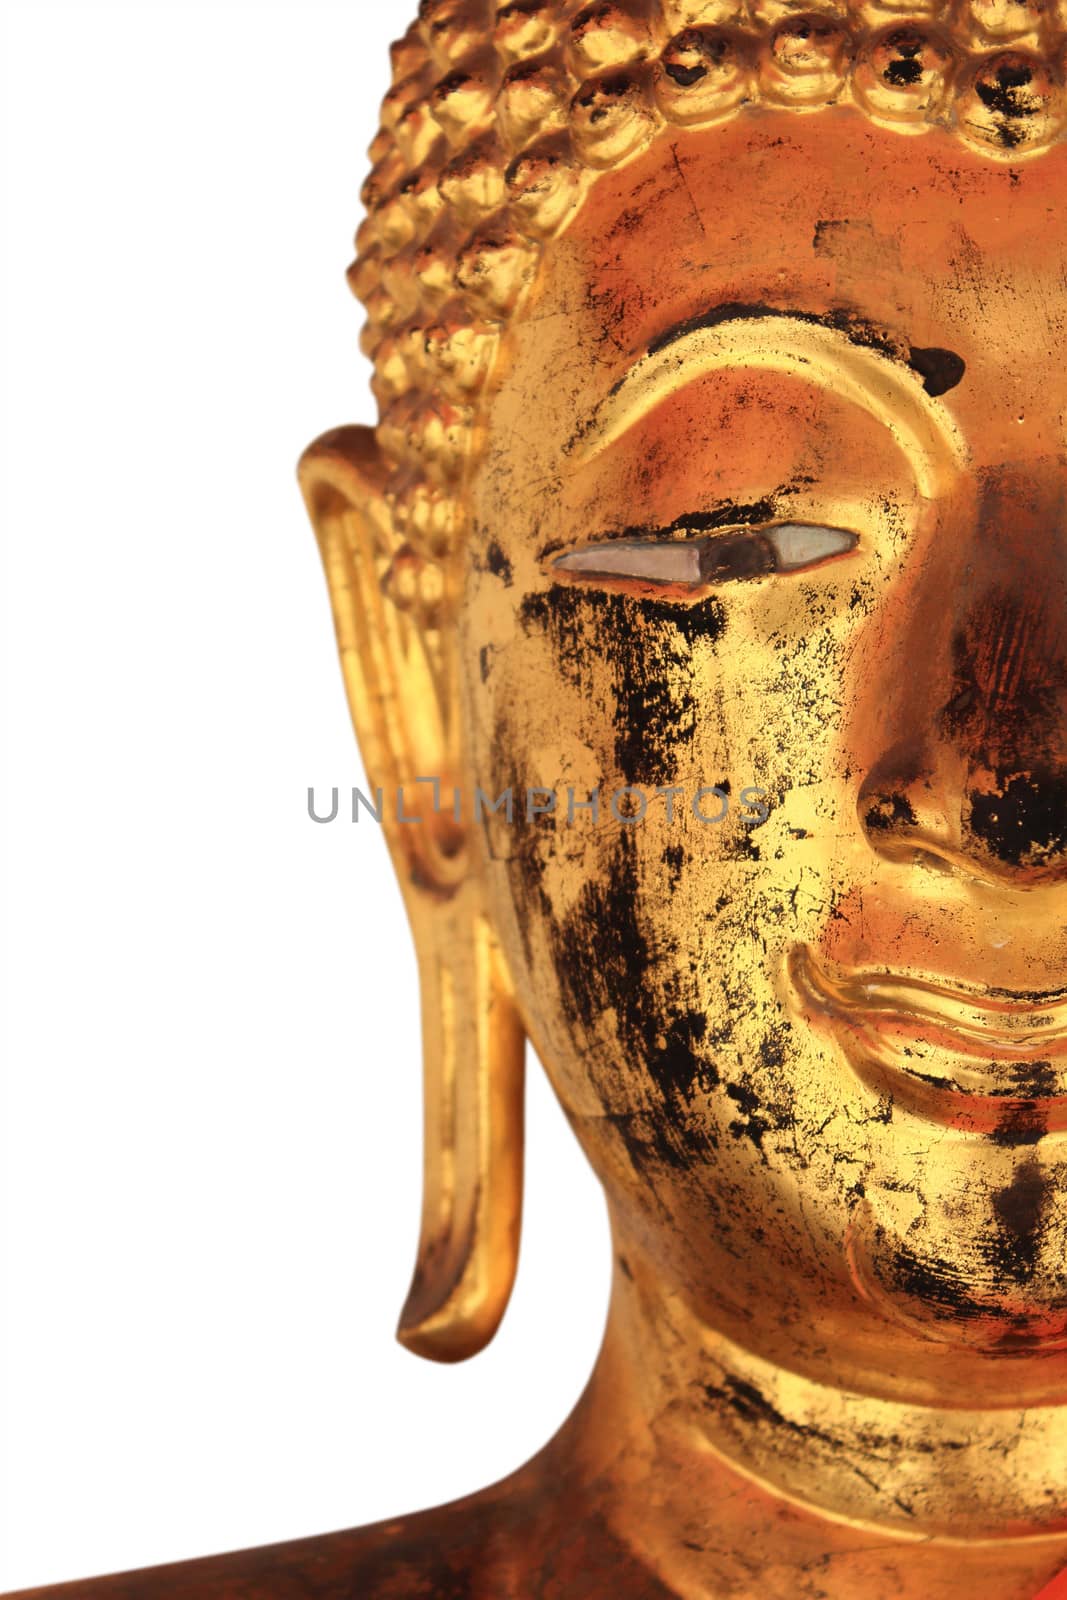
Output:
[858,466,1067,887]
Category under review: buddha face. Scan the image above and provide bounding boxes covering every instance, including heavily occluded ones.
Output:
[461,110,1067,1402]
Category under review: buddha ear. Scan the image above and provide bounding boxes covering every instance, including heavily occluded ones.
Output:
[297,425,462,886]
[298,427,525,1363]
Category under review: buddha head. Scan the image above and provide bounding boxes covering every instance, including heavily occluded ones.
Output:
[300,0,1067,1487]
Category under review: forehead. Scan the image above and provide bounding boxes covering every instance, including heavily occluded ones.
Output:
[477,108,1067,485]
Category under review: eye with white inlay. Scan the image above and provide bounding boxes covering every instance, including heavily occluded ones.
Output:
[553,523,858,590]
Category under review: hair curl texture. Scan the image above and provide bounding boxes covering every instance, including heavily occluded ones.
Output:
[351,0,1067,626]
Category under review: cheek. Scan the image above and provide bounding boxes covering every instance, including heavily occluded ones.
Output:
[466,576,783,815]
[460,579,867,1165]
[462,574,1037,1326]
[464,584,733,1114]
[458,516,985,1204]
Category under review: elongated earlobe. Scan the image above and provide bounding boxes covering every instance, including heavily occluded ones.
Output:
[299,426,526,1363]
[401,891,525,1362]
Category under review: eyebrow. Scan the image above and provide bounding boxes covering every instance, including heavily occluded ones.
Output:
[645,302,965,394]
[568,305,968,498]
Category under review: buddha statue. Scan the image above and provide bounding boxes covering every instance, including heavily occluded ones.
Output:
[13,1,1067,1596]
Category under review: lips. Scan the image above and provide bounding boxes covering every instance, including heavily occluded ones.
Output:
[789,944,1067,1132]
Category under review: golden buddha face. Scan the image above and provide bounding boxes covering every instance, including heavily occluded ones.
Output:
[461,110,1067,1402]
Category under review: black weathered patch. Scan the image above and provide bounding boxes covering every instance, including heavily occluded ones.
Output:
[725,1078,773,1155]
[908,345,966,396]
[988,1158,1049,1283]
[888,1244,1008,1323]
[485,538,514,585]
[968,769,1067,870]
[652,1010,718,1102]
[545,828,723,1176]
[863,792,918,832]
[519,584,725,786]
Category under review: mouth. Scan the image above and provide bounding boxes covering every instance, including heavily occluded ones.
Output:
[789,945,1067,1133]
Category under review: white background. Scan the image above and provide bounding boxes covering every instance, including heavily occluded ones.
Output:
[0,3,609,1589]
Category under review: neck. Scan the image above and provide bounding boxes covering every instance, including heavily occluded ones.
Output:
[562,1232,1067,1600]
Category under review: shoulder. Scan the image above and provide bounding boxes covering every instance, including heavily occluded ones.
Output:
[301,1478,676,1600]
[8,1467,673,1600]
[7,1486,538,1600]
[5,1504,494,1600]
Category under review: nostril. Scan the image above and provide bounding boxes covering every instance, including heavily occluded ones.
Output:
[968,770,1067,872]
[863,793,918,834]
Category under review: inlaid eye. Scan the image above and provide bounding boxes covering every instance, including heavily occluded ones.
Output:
[553,539,704,585]
[763,523,857,572]
[553,522,858,589]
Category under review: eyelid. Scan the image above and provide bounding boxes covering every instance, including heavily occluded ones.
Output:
[553,522,858,589]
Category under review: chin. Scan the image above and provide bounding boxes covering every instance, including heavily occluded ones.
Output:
[847,1198,1067,1356]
